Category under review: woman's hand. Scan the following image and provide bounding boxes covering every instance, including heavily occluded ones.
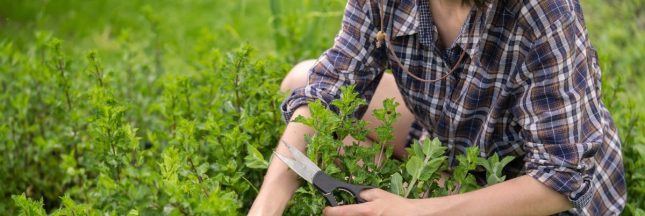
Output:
[323,188,417,216]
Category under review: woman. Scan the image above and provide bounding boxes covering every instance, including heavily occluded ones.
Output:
[249,0,626,215]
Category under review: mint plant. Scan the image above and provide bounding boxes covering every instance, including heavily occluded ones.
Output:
[2,37,283,215]
[286,85,517,214]
[478,153,516,186]
[3,38,517,215]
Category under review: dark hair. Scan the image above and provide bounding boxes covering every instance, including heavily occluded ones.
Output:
[464,0,491,8]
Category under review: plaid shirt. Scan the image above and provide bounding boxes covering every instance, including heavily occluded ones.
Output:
[281,0,626,214]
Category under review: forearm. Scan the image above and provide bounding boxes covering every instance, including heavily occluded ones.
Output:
[412,175,572,216]
[248,106,314,216]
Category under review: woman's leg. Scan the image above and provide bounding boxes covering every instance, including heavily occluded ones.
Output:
[280,60,415,159]
[362,72,415,158]
[280,60,316,92]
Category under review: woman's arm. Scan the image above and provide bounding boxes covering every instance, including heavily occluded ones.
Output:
[323,175,571,216]
[413,175,571,215]
[250,0,384,214]
[248,106,314,216]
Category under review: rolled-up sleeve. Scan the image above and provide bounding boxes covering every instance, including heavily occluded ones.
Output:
[511,14,602,209]
[281,0,385,122]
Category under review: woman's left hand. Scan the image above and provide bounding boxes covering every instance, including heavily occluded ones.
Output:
[323,188,416,216]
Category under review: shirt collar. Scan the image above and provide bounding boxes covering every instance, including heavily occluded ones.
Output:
[390,0,500,60]
[391,0,418,37]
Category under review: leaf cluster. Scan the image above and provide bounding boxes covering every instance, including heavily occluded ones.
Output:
[1,36,284,215]
[287,86,518,214]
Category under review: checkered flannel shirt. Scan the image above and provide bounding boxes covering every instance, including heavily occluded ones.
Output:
[281,0,626,214]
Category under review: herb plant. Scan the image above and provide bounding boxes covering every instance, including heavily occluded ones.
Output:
[285,85,516,214]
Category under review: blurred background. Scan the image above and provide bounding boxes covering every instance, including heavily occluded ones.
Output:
[0,0,643,215]
[1,1,643,94]
[1,0,347,65]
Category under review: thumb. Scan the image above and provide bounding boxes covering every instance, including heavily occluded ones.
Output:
[359,188,388,202]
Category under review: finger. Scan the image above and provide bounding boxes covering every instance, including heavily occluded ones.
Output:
[323,203,369,216]
[323,206,340,216]
[360,188,387,202]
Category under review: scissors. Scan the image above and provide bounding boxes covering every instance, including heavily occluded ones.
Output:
[274,141,374,206]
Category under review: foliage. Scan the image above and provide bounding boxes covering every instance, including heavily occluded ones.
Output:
[286,86,516,214]
[585,1,645,214]
[0,35,283,214]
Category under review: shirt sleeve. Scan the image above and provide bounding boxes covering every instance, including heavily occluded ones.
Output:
[281,0,386,122]
[511,14,602,209]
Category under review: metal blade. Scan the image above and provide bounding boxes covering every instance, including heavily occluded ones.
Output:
[274,151,318,183]
[281,140,321,174]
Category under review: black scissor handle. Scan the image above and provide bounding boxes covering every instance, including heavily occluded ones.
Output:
[312,172,374,206]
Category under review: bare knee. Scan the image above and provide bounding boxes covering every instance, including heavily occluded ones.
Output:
[280,60,316,93]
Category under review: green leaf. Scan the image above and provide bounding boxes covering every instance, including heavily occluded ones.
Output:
[406,156,423,179]
[390,173,404,196]
[197,162,209,176]
[421,138,433,157]
[499,155,516,168]
[12,193,47,216]
[244,144,268,169]
[127,209,139,216]
[407,140,424,158]
[98,174,117,190]
[419,157,445,181]
[421,138,446,158]
[477,153,516,186]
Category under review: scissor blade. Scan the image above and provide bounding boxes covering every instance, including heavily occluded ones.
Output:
[274,151,318,183]
[281,140,322,173]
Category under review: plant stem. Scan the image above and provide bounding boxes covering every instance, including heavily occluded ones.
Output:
[403,175,418,198]
[404,154,432,198]
[271,98,278,125]
[187,157,203,184]
[130,149,137,166]
[93,62,103,87]
[171,203,188,216]
[169,92,177,138]
[188,157,210,197]
[107,127,120,182]
[623,106,638,144]
[151,23,164,75]
[376,143,385,169]
[242,176,259,193]
[184,83,192,119]
[234,60,242,114]
[55,58,73,111]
